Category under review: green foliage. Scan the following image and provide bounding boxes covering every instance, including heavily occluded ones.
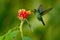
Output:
[4,28,19,40]
[22,36,32,40]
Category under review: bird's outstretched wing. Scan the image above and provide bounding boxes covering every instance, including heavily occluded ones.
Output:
[38,4,43,13]
[31,5,43,13]
[40,8,53,16]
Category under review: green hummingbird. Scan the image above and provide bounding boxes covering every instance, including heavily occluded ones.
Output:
[31,5,52,25]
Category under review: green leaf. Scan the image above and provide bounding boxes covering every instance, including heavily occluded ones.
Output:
[4,27,19,40]
[22,36,32,40]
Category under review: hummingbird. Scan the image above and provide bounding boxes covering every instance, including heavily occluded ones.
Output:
[31,5,52,25]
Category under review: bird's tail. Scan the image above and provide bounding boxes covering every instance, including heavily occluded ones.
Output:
[41,18,45,26]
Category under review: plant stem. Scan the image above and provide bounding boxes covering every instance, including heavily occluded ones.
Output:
[20,20,24,37]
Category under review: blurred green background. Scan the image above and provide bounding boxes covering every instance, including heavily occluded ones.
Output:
[0,0,60,40]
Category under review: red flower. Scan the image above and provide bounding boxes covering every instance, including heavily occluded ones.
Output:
[18,9,31,20]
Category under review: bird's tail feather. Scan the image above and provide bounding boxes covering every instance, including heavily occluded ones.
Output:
[41,18,45,26]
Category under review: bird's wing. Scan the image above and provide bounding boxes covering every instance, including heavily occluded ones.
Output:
[40,8,53,16]
[31,4,43,13]
[38,4,43,13]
